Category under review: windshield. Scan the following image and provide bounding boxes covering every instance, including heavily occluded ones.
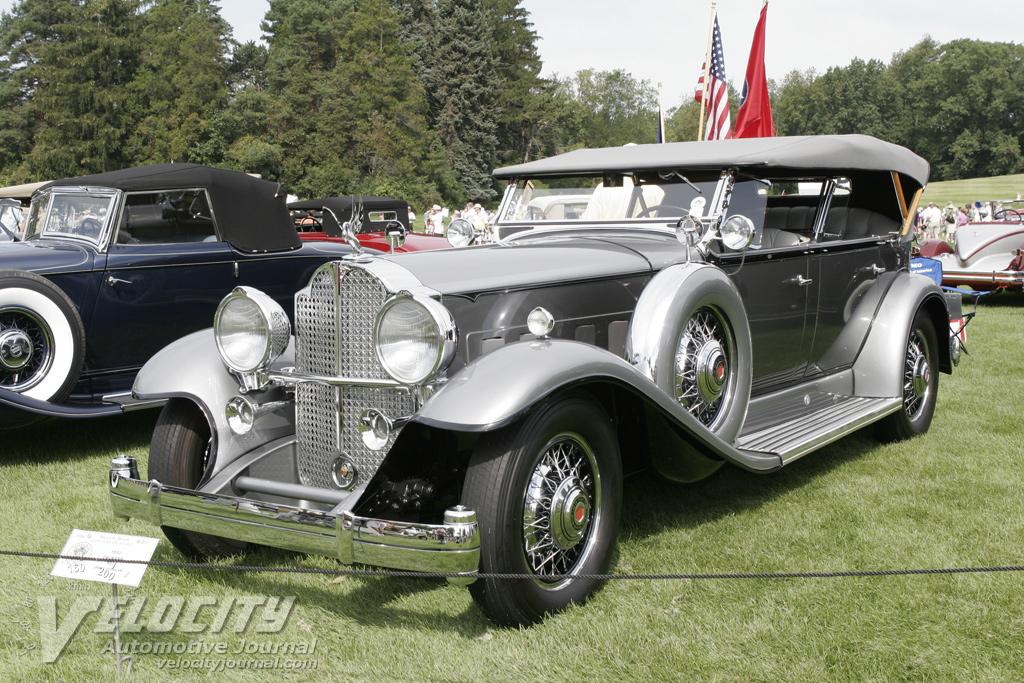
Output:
[23,189,119,243]
[497,173,722,224]
[0,202,22,240]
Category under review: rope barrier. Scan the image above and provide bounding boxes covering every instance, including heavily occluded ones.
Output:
[4,548,1024,582]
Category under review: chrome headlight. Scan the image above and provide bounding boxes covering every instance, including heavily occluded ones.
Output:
[375,295,456,384]
[446,218,475,247]
[214,286,291,373]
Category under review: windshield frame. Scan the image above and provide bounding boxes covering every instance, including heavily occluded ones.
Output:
[23,187,122,248]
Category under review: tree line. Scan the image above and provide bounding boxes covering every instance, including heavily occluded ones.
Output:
[1,0,1022,209]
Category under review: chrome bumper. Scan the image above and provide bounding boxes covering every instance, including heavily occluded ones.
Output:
[108,457,479,584]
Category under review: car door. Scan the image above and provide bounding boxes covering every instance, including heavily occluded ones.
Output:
[86,189,236,374]
[725,246,813,393]
[804,201,904,378]
[719,178,815,394]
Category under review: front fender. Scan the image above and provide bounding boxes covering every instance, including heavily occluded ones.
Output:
[134,330,296,472]
[853,272,949,398]
[414,339,781,472]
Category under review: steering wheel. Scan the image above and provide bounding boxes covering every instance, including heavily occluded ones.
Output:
[296,216,323,232]
[637,204,689,218]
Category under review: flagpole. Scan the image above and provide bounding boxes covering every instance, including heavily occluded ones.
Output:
[697,2,716,140]
[657,82,665,143]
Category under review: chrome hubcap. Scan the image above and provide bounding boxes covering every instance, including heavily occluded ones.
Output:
[911,356,930,398]
[522,434,600,584]
[676,307,733,428]
[0,307,53,391]
[695,340,728,404]
[0,329,33,370]
[903,329,931,420]
[549,477,591,549]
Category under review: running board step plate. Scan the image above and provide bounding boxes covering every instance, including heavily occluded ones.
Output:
[736,395,902,465]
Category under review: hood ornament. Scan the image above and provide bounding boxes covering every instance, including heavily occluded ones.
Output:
[335,196,373,262]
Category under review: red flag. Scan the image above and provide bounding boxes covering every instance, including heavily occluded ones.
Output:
[694,13,731,140]
[733,3,774,139]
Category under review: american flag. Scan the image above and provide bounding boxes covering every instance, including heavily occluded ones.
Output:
[694,13,731,140]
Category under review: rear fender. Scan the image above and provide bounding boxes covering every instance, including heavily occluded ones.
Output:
[853,272,949,398]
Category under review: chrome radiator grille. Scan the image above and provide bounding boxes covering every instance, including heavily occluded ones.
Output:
[293,263,413,490]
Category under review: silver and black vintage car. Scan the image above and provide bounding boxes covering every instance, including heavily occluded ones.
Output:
[108,135,953,626]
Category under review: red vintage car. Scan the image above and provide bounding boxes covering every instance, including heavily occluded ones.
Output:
[290,196,449,253]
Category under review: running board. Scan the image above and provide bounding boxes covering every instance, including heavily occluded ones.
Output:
[736,395,902,465]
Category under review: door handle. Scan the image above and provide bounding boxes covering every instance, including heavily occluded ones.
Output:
[788,275,813,287]
[106,275,132,287]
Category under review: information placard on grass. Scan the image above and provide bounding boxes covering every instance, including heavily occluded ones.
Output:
[50,529,159,588]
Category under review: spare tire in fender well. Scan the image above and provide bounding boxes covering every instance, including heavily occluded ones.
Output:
[625,263,753,480]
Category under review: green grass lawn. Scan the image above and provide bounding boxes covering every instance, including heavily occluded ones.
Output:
[921,173,1024,209]
[2,292,1024,682]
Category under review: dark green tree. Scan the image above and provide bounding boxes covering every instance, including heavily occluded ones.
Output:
[190,42,279,176]
[0,0,143,179]
[257,0,454,207]
[554,69,658,149]
[301,0,457,205]
[482,0,553,167]
[413,0,499,201]
[126,0,233,164]
[890,37,1024,180]
[394,0,504,201]
[773,59,902,141]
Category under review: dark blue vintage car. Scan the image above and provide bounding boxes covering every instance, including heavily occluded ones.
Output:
[0,163,355,426]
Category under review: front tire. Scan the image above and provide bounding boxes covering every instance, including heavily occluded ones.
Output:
[149,398,249,558]
[462,395,622,627]
[876,310,939,442]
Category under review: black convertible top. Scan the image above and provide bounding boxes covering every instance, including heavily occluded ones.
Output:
[41,163,299,253]
[288,196,410,237]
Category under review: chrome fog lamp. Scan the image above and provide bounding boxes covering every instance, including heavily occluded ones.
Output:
[214,286,291,374]
[360,409,393,451]
[375,295,456,385]
[720,214,756,251]
[446,218,475,247]
[527,307,555,338]
[225,396,255,435]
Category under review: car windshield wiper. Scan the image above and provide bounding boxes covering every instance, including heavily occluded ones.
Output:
[658,170,702,195]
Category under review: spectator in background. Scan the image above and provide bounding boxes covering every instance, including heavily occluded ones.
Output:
[408,206,416,228]
[471,203,488,234]
[425,205,443,235]
[969,201,982,222]
[920,202,942,239]
[941,201,957,239]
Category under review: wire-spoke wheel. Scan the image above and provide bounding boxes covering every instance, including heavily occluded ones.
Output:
[876,310,939,442]
[463,395,621,627]
[675,305,735,429]
[522,433,601,586]
[0,270,85,428]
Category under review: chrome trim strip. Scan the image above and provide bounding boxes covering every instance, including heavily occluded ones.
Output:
[269,369,406,389]
[100,391,166,411]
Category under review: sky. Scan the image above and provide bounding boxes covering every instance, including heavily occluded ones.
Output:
[1,0,1021,108]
